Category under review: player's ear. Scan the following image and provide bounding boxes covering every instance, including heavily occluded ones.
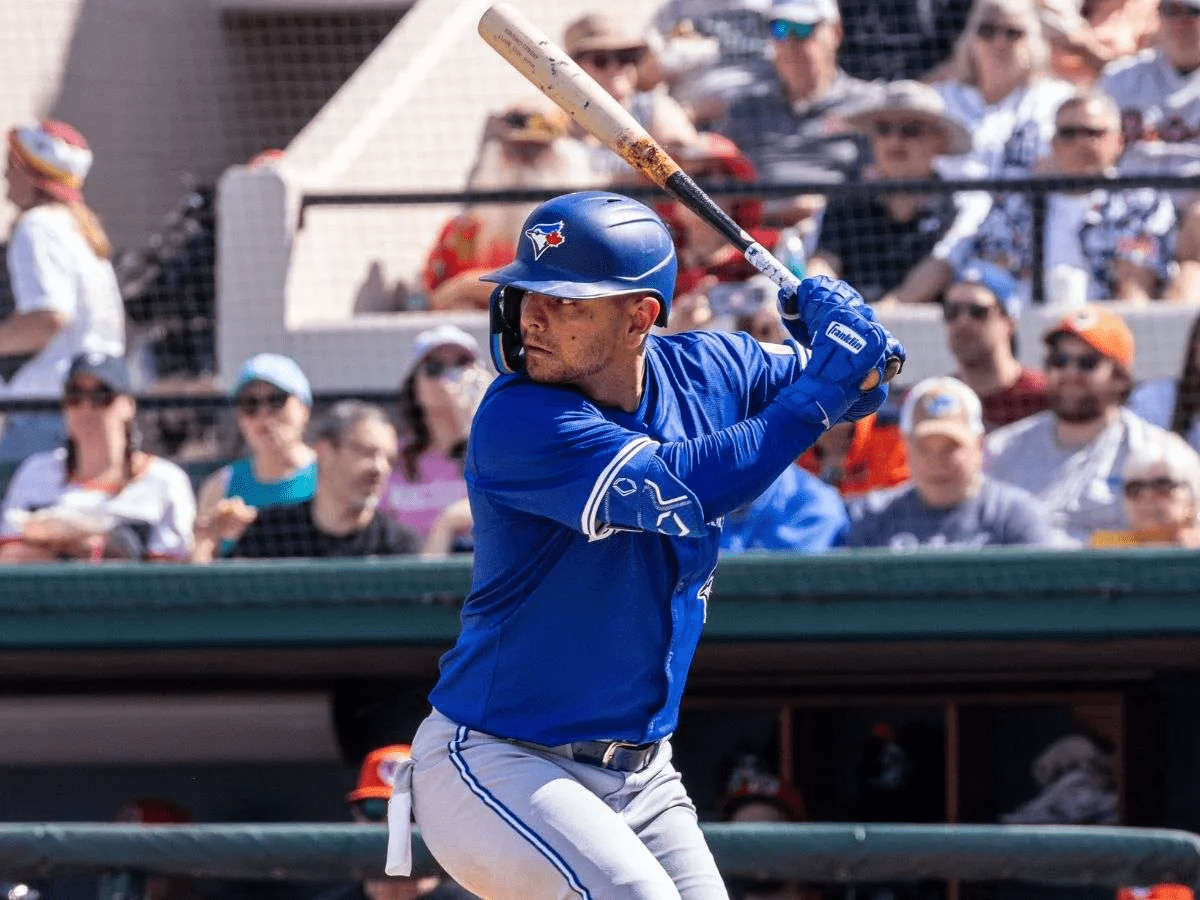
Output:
[628,294,661,337]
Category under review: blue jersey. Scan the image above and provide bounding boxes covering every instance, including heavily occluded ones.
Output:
[429,330,823,747]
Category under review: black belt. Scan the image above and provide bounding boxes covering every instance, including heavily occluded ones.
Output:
[567,739,661,773]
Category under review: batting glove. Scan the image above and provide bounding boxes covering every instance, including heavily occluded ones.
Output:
[778,275,877,348]
[778,299,892,430]
[839,331,907,423]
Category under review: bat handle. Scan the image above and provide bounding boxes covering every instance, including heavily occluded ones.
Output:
[742,243,902,391]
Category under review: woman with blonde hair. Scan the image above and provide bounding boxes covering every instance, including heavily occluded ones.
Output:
[2,120,125,460]
[935,0,1075,177]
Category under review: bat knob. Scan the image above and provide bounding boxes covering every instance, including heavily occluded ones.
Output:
[859,355,904,391]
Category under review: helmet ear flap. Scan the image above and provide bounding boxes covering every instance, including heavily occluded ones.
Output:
[489,286,525,374]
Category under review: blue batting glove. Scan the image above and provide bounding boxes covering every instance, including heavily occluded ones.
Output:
[778,295,891,429]
[778,275,874,347]
[839,331,907,423]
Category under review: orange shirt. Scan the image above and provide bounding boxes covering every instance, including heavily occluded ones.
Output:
[798,414,909,498]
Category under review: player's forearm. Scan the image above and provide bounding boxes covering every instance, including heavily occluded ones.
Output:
[656,399,828,519]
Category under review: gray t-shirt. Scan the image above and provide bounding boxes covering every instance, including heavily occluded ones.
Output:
[846,477,1054,550]
[985,407,1185,543]
[715,71,879,185]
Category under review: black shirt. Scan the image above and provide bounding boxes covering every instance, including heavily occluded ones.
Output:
[231,500,420,559]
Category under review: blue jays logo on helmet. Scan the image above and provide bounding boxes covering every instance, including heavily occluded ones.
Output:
[525,221,566,259]
[483,191,679,373]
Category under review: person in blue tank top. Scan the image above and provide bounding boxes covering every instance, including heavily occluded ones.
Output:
[192,353,317,561]
[383,191,905,900]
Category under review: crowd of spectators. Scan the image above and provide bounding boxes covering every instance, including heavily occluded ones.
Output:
[6,0,1200,564]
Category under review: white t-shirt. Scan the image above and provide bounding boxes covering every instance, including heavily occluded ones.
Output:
[1101,50,1200,180]
[5,205,125,398]
[0,449,196,559]
[985,407,1188,542]
[936,78,1076,178]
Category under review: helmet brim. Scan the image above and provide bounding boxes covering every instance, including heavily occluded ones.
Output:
[481,258,668,301]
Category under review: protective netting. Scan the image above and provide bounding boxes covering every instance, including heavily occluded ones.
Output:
[0,3,1199,647]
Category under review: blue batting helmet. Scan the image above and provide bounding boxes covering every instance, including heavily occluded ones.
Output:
[482,191,677,373]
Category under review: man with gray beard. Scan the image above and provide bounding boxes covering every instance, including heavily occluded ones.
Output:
[985,306,1191,544]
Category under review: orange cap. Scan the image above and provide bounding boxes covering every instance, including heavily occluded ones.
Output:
[1044,306,1134,372]
[347,744,411,802]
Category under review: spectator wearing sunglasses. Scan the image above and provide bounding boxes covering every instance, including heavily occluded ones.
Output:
[314,744,476,900]
[1100,0,1200,185]
[192,353,316,561]
[1091,435,1200,546]
[806,80,989,306]
[943,261,1049,429]
[962,90,1177,304]
[421,99,598,313]
[563,13,698,179]
[712,0,880,230]
[0,353,194,562]
[934,0,1075,178]
[847,376,1056,550]
[380,326,491,554]
[986,306,1185,542]
[231,401,418,559]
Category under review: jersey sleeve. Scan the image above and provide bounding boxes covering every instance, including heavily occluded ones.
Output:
[6,212,79,317]
[470,355,829,539]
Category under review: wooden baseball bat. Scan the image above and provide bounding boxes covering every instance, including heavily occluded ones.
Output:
[477,2,901,389]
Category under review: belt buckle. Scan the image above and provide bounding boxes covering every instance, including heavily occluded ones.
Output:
[601,740,643,768]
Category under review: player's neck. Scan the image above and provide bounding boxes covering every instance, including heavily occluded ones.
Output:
[577,351,646,414]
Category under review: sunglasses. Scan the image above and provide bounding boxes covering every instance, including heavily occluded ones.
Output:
[572,48,643,70]
[1160,2,1200,17]
[872,120,931,140]
[943,301,994,322]
[1056,124,1110,141]
[1045,350,1104,372]
[63,385,117,409]
[235,391,290,415]
[769,19,818,40]
[975,21,1026,40]
[353,798,389,823]
[1124,477,1185,499]
[420,356,474,378]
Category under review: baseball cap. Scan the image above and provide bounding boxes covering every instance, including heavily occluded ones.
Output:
[231,353,312,406]
[1043,305,1135,372]
[900,376,985,445]
[953,259,1021,319]
[563,13,648,56]
[66,352,131,395]
[347,744,412,802]
[769,0,841,25]
[410,324,480,370]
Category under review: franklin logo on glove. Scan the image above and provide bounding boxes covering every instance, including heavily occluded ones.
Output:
[825,321,868,354]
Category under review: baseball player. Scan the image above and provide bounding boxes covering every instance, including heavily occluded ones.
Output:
[386,191,904,900]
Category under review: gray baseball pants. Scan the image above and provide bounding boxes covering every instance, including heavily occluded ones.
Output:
[409,709,730,900]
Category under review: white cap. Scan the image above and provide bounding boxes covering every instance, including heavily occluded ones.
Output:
[409,325,479,370]
[900,377,985,445]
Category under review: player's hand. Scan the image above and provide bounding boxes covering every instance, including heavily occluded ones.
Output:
[780,299,892,428]
[778,275,875,347]
[839,331,906,423]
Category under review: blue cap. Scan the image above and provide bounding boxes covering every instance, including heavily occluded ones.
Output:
[231,353,312,406]
[954,260,1021,319]
[66,352,131,395]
